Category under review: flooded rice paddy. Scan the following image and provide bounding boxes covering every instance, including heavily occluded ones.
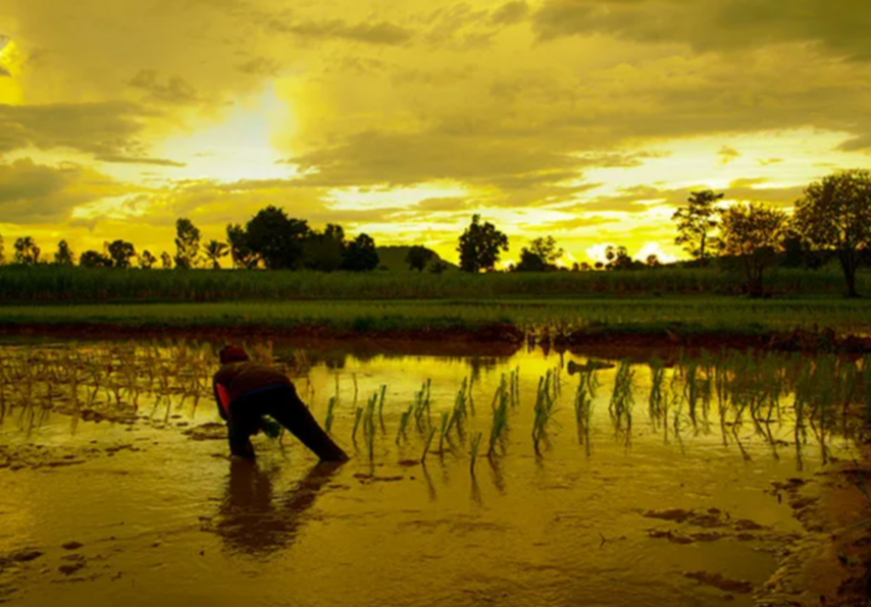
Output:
[0,339,869,607]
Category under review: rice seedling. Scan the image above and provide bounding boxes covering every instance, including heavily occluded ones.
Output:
[352,406,363,442]
[421,427,437,464]
[378,384,387,425]
[648,358,665,423]
[533,373,557,455]
[413,379,432,432]
[324,396,337,434]
[396,405,414,444]
[487,383,510,457]
[446,379,469,438]
[609,359,635,437]
[574,373,594,456]
[469,431,483,476]
[438,411,450,454]
[363,392,378,460]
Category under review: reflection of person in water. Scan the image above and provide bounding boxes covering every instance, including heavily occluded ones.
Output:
[215,460,342,555]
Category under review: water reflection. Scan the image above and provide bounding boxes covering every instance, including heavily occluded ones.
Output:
[214,460,342,556]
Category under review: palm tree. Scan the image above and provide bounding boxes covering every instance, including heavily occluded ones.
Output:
[204,240,229,270]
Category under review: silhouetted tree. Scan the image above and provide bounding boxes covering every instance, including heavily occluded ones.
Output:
[429,259,449,274]
[139,250,157,269]
[794,169,871,297]
[175,218,201,269]
[405,245,436,272]
[246,206,311,270]
[226,224,259,269]
[605,245,635,270]
[80,250,113,268]
[781,228,826,270]
[54,240,75,266]
[646,254,661,268]
[0,234,5,265]
[718,203,788,298]
[529,236,563,265]
[13,237,40,265]
[457,215,508,273]
[108,240,136,269]
[515,249,547,272]
[204,240,229,270]
[161,252,173,269]
[673,190,724,267]
[304,224,345,272]
[341,234,379,272]
[516,236,562,272]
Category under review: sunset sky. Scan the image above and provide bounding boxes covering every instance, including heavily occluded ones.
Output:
[2,0,871,266]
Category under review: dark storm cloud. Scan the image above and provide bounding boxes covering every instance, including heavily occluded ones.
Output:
[128,70,200,105]
[533,0,871,60]
[270,18,414,46]
[286,128,663,192]
[566,180,805,214]
[96,155,187,167]
[0,101,155,159]
[490,1,530,26]
[0,158,130,223]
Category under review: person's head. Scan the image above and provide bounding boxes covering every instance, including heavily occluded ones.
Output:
[219,345,250,365]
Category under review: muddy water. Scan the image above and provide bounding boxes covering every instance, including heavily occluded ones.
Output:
[0,341,861,607]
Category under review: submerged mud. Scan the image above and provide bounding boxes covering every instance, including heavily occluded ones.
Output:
[0,339,869,606]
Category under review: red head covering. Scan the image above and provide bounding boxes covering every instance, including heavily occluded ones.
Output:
[219,345,249,364]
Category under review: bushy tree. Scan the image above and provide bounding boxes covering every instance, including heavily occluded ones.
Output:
[54,240,75,266]
[245,206,311,269]
[780,228,826,270]
[161,252,173,269]
[718,203,788,297]
[405,245,436,272]
[794,169,871,297]
[174,218,201,269]
[108,240,136,269]
[457,215,509,273]
[226,224,259,269]
[13,237,40,265]
[80,250,113,268]
[429,259,448,274]
[341,233,379,272]
[516,236,563,272]
[605,245,635,271]
[139,250,157,269]
[673,190,724,266]
[646,254,661,268]
[204,240,229,270]
[304,224,346,272]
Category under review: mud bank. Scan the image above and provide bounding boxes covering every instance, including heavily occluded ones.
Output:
[2,321,870,356]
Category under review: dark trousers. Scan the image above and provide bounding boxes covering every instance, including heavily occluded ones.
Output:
[228,385,348,462]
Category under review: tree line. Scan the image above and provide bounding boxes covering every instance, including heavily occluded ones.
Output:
[1,170,869,296]
[0,206,382,273]
[447,170,871,298]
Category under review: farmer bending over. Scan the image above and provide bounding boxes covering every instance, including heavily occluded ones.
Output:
[213,346,348,462]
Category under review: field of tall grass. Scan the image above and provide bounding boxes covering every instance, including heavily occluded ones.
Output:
[0,266,867,303]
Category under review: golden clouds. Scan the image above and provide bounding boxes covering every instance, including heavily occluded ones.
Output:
[0,158,131,223]
[1,0,871,263]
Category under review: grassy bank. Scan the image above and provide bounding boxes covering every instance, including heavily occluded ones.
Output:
[1,298,869,337]
[0,266,867,303]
